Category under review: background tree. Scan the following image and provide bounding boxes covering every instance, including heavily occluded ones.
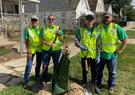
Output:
[107,0,132,15]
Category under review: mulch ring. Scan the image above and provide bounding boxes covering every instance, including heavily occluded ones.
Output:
[37,82,94,95]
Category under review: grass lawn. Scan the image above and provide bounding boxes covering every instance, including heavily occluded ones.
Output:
[0,47,12,56]
[126,30,135,38]
[0,44,135,95]
[69,44,135,95]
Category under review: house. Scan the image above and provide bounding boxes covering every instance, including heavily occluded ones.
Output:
[25,0,93,29]
[104,4,113,14]
[88,0,105,13]
[24,0,112,28]
[0,0,40,37]
[0,0,40,14]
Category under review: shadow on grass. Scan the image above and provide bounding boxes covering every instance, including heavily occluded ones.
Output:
[31,73,53,93]
[69,76,82,85]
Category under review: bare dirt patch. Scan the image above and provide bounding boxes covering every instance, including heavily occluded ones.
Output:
[0,45,22,63]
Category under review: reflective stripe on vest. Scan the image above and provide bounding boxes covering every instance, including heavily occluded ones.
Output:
[42,25,61,51]
[80,27,100,59]
[100,23,118,53]
[27,27,42,54]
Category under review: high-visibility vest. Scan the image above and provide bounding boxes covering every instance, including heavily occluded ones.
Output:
[100,23,118,53]
[27,26,42,54]
[42,25,61,51]
[80,27,100,59]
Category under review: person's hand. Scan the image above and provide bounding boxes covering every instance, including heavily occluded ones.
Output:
[55,30,61,36]
[27,52,32,59]
[96,53,100,64]
[116,49,123,54]
[42,40,47,44]
[96,57,100,64]
[49,43,55,48]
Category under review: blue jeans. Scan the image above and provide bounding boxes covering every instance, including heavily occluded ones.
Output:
[42,50,61,82]
[97,58,117,88]
[81,58,97,84]
[24,52,42,85]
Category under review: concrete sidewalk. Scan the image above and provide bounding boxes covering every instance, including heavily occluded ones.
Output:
[0,43,79,91]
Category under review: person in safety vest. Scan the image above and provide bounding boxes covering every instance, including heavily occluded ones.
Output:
[23,15,43,88]
[97,13,128,95]
[41,15,64,83]
[75,14,101,94]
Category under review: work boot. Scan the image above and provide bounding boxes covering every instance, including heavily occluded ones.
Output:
[108,87,114,95]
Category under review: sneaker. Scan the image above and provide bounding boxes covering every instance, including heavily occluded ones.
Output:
[108,87,114,95]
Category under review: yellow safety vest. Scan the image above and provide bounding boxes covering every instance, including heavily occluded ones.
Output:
[100,23,118,53]
[27,26,42,54]
[42,25,61,51]
[80,27,100,59]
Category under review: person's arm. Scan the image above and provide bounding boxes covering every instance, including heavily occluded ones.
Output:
[116,24,128,54]
[96,26,101,63]
[116,39,128,54]
[24,27,32,58]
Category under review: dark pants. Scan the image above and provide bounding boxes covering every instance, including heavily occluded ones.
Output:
[81,58,97,84]
[42,50,61,82]
[97,58,117,88]
[24,52,42,85]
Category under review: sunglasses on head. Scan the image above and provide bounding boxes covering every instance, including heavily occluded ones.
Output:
[48,18,55,21]
[31,19,38,22]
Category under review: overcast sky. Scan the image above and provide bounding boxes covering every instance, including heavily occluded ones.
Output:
[132,0,135,4]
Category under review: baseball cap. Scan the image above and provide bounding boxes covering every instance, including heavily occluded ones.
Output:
[31,15,38,20]
[103,13,112,18]
[86,14,94,20]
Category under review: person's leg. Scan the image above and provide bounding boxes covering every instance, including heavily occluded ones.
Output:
[52,50,61,72]
[42,50,51,82]
[88,58,97,84]
[106,58,117,89]
[35,52,43,81]
[81,58,88,84]
[24,54,35,85]
[97,58,106,86]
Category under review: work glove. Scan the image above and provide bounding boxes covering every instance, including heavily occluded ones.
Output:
[96,53,100,64]
[79,43,87,50]
[74,38,87,50]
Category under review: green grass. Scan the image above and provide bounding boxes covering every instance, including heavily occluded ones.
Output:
[126,30,135,38]
[69,45,135,95]
[0,47,12,56]
[1,44,135,95]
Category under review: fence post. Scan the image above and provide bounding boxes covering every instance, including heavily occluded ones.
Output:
[19,0,24,56]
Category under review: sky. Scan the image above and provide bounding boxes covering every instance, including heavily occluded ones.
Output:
[132,0,135,4]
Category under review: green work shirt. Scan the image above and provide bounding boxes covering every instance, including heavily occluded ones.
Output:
[100,24,128,59]
[23,26,43,40]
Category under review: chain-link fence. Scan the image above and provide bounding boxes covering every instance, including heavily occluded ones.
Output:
[0,13,33,41]
[0,11,104,41]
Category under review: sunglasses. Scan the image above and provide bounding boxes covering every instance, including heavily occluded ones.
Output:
[48,18,55,21]
[31,19,38,22]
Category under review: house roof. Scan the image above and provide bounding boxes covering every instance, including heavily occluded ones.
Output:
[104,4,110,11]
[104,0,108,4]
[88,0,98,11]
